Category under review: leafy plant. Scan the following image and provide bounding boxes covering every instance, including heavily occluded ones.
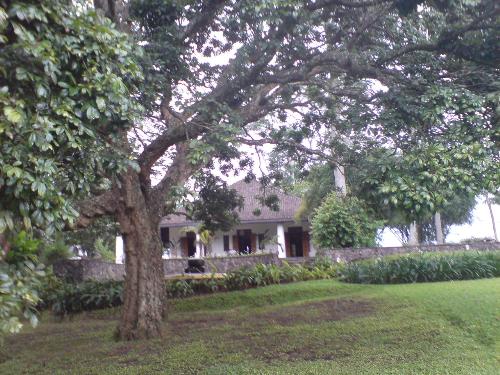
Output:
[42,261,340,315]
[341,251,500,284]
[0,261,45,338]
[46,280,124,318]
[4,231,39,264]
[40,235,71,266]
[93,238,114,262]
[311,193,383,249]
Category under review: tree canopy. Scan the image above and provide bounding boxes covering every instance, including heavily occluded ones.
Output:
[1,0,498,340]
[0,0,142,235]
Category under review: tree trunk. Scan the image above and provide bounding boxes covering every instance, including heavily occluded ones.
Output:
[434,212,444,244]
[334,164,347,196]
[116,172,165,340]
[408,221,419,245]
[485,195,498,242]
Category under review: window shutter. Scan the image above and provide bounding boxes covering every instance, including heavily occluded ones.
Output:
[302,231,310,257]
[285,232,291,257]
[180,237,188,257]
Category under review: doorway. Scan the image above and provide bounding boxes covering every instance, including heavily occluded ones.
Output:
[288,227,303,257]
[237,229,252,254]
[186,231,196,257]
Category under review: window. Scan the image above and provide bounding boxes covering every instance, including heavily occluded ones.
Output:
[223,235,230,251]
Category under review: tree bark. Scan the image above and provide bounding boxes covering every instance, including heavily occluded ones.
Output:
[485,195,498,242]
[334,164,347,196]
[434,212,444,244]
[115,171,165,340]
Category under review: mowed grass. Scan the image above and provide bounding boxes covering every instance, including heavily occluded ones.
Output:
[1,278,499,375]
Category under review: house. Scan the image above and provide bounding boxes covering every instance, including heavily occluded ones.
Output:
[158,179,316,259]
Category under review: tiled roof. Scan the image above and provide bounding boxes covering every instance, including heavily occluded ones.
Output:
[160,179,302,227]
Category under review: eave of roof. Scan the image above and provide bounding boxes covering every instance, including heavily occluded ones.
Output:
[159,179,304,228]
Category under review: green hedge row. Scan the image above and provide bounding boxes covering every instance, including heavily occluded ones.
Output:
[340,251,500,284]
[44,259,340,317]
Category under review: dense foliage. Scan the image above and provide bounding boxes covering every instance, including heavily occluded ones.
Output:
[45,280,123,317]
[341,251,500,284]
[0,232,45,338]
[311,193,382,248]
[0,0,142,234]
[0,261,45,337]
[42,259,340,316]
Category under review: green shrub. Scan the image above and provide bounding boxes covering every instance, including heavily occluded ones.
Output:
[341,251,500,284]
[93,238,115,262]
[42,261,343,316]
[0,261,46,338]
[40,235,72,266]
[46,280,124,317]
[311,193,382,249]
[4,231,40,264]
[166,280,195,298]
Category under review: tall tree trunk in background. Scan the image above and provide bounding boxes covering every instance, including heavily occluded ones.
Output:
[115,171,165,340]
[434,212,444,244]
[485,195,498,242]
[334,165,347,196]
[408,221,419,245]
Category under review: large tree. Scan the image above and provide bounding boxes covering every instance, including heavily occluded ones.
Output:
[89,0,498,340]
[3,0,498,340]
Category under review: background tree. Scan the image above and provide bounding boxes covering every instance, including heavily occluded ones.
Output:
[83,0,500,340]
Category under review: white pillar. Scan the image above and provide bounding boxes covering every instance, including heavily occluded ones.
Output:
[195,232,202,258]
[115,236,124,264]
[277,224,286,258]
[408,222,419,246]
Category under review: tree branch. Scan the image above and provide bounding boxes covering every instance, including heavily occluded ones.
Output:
[74,190,119,228]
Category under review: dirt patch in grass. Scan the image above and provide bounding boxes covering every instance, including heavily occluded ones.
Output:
[256,298,375,326]
[168,298,375,333]
[166,298,375,363]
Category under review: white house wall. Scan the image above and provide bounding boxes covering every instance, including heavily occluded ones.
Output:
[161,222,315,259]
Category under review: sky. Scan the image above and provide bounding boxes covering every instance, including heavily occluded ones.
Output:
[381,198,499,246]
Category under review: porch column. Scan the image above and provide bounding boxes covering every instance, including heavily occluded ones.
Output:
[277,224,286,258]
[115,236,124,264]
[195,232,202,258]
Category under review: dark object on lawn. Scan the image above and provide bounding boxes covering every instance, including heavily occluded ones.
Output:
[185,259,205,273]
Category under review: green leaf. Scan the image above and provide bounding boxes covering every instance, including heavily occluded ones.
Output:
[96,97,106,111]
[86,106,99,120]
[4,106,23,123]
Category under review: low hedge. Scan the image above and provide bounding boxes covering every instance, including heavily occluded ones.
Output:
[340,251,500,284]
[44,258,341,317]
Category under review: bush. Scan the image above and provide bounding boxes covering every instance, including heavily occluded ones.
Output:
[46,280,123,317]
[311,193,382,249]
[40,235,72,266]
[341,251,500,284]
[93,238,115,262]
[43,260,343,316]
[4,231,40,264]
[0,261,46,338]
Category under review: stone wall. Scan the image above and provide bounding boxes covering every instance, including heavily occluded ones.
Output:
[53,253,279,282]
[53,243,499,282]
[322,242,500,262]
[53,259,126,283]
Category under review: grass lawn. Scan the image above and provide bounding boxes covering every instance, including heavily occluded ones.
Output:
[1,278,499,375]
